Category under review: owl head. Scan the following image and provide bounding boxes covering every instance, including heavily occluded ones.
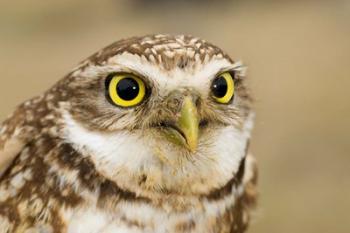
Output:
[58,34,253,197]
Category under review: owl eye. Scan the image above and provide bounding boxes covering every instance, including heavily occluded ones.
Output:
[211,72,235,104]
[106,74,146,107]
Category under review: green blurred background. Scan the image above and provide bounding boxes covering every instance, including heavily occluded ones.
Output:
[1,0,349,232]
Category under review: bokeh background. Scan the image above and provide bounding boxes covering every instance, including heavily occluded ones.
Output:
[1,0,349,232]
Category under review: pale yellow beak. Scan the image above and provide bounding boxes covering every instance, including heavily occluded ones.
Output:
[162,96,199,152]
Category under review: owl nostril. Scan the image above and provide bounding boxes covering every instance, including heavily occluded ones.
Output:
[199,119,209,128]
[195,97,201,108]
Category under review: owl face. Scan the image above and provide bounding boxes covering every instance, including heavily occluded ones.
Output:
[61,35,253,196]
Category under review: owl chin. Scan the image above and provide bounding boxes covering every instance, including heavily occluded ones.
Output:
[119,128,248,197]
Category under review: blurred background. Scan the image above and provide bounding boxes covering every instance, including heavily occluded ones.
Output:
[0,0,349,232]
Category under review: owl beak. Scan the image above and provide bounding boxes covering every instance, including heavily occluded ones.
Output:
[162,96,199,152]
[177,96,199,152]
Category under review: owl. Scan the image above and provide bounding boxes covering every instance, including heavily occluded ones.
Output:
[0,34,257,233]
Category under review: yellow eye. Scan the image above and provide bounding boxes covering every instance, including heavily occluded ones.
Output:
[211,72,235,104]
[107,74,146,107]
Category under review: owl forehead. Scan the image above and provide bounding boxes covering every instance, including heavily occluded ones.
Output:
[87,34,233,70]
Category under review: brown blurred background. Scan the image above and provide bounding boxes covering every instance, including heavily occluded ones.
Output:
[1,0,349,232]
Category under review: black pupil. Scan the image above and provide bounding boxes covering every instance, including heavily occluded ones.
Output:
[211,76,228,98]
[116,77,140,101]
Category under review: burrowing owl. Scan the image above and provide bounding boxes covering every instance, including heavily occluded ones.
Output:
[0,34,257,233]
